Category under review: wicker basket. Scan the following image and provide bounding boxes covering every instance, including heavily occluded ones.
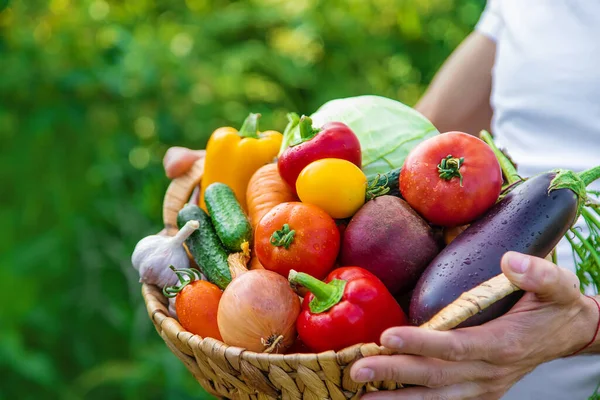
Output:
[142,157,518,399]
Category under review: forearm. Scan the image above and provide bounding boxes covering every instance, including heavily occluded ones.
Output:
[415,32,495,135]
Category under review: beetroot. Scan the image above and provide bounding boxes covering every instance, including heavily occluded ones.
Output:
[340,196,440,296]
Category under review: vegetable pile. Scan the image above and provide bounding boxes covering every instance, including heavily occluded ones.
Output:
[132,95,600,355]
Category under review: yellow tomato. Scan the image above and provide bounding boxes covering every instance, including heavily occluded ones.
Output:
[296,158,367,219]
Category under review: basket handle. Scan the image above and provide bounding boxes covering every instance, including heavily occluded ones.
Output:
[419,273,520,331]
[162,156,206,236]
[160,157,522,330]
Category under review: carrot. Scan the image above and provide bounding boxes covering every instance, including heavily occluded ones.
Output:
[246,163,297,228]
[246,163,297,269]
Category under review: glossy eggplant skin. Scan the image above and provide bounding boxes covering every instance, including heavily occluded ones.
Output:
[410,172,578,327]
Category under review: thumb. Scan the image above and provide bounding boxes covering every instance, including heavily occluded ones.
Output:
[501,251,581,304]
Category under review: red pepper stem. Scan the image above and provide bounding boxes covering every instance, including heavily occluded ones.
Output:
[288,270,346,314]
[292,115,320,146]
[299,116,314,139]
[238,113,261,139]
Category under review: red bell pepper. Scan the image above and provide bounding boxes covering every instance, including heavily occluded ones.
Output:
[277,116,361,194]
[289,266,408,353]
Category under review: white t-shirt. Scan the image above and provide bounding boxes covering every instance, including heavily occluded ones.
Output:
[476,1,600,398]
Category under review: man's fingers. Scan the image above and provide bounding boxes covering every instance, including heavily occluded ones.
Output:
[501,251,580,304]
[163,147,205,179]
[379,326,498,362]
[351,355,488,387]
[362,382,484,400]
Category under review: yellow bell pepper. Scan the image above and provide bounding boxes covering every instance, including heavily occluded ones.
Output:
[200,113,283,212]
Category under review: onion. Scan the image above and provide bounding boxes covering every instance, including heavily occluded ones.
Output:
[217,269,300,353]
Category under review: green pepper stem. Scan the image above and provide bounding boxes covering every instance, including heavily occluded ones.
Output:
[479,130,521,185]
[577,166,600,187]
[288,270,346,314]
[270,224,295,249]
[238,113,261,138]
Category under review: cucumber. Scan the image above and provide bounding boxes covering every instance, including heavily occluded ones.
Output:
[204,183,253,254]
[367,167,402,199]
[177,204,232,290]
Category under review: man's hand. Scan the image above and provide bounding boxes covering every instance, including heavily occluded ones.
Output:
[351,251,600,399]
[163,146,205,179]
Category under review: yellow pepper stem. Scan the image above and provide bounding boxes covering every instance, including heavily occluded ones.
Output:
[238,113,261,138]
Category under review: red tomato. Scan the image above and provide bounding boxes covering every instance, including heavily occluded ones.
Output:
[255,202,340,280]
[176,280,223,340]
[400,132,502,227]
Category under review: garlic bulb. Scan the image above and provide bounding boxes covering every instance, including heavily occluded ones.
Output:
[168,297,178,318]
[131,220,199,288]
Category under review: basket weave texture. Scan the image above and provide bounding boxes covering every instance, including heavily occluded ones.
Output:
[142,157,517,399]
[143,283,402,399]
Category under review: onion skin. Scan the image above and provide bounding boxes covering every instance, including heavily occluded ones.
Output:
[217,269,301,353]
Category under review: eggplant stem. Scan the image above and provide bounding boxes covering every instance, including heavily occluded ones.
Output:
[578,166,600,187]
[479,130,521,185]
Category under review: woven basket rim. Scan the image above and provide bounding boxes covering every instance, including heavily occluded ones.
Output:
[143,281,393,363]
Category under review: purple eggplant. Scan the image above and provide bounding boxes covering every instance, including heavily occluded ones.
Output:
[410,132,600,327]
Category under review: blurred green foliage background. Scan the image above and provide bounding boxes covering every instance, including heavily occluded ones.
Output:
[0,0,484,398]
